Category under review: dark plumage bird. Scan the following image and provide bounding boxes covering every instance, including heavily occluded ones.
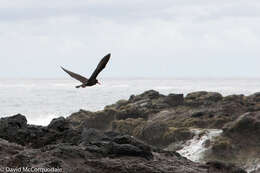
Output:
[61,53,111,88]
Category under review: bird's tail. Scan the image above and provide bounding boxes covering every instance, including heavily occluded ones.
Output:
[75,85,81,88]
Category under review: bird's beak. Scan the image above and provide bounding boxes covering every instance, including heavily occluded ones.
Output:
[97,81,101,85]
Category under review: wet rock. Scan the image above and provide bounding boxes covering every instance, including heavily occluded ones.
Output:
[203,139,211,148]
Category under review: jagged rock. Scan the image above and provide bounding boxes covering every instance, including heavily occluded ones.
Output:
[0,114,37,146]
[1,135,246,173]
[0,114,81,148]
[0,113,27,129]
[2,89,260,172]
[48,117,69,131]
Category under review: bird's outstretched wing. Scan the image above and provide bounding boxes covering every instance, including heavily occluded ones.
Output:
[88,53,111,81]
[61,66,88,84]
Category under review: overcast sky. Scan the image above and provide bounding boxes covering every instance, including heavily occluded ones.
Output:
[0,0,260,78]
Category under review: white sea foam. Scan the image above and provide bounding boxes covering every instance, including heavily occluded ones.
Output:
[245,159,260,173]
[176,129,223,162]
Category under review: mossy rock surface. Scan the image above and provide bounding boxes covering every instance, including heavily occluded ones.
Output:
[112,118,145,135]
[67,109,117,130]
[163,127,194,144]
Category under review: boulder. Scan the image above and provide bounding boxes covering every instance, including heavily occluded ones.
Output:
[0,114,82,148]
[48,117,69,131]
[68,109,117,131]
[247,92,260,102]
[163,94,184,106]
[0,114,27,129]
[129,90,161,102]
[116,105,148,120]
[185,91,223,106]
[224,111,260,143]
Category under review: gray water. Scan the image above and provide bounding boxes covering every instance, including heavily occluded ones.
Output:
[1,78,260,125]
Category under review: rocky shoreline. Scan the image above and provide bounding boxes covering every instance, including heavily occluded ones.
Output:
[1,90,260,172]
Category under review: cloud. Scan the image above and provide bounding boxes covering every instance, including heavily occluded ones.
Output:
[0,0,260,78]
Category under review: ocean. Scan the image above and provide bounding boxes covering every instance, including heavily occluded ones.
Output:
[1,78,260,125]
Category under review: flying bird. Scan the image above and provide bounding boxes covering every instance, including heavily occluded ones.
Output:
[61,53,111,88]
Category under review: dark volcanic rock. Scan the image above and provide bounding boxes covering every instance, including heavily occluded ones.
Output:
[206,161,247,173]
[2,89,257,173]
[0,115,81,148]
[81,128,108,145]
[1,136,243,173]
[48,117,69,131]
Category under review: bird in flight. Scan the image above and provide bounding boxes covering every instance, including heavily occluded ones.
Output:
[61,53,111,88]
